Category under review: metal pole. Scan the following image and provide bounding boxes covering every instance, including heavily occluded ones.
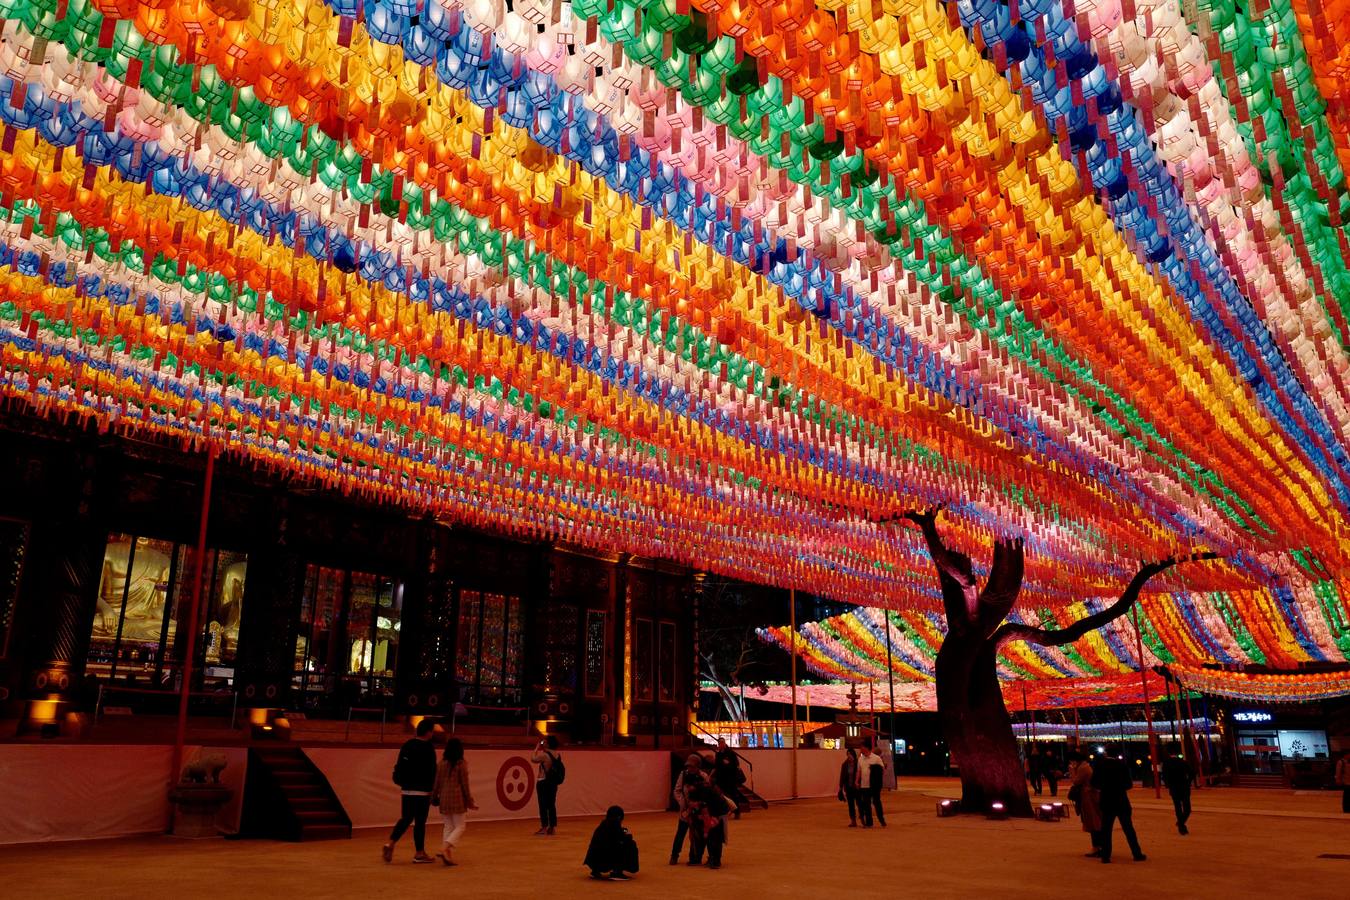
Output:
[1130,605,1161,798]
[1186,691,1205,789]
[170,443,217,817]
[789,587,798,799]
[1162,672,1176,741]
[1073,702,1079,749]
[1021,682,1031,743]
[884,612,896,750]
[1169,676,1183,744]
[1201,694,1216,774]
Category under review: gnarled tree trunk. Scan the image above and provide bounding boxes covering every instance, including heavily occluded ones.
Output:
[937,634,1032,815]
[900,508,1214,817]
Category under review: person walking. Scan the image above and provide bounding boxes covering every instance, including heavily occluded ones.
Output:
[838,748,860,827]
[670,753,707,864]
[1027,745,1044,796]
[1067,751,1103,857]
[1042,748,1060,797]
[688,783,731,870]
[532,735,563,835]
[1161,742,1194,834]
[1091,752,1145,864]
[713,739,746,819]
[1335,751,1349,813]
[857,740,887,827]
[585,806,640,880]
[431,737,476,866]
[383,718,438,864]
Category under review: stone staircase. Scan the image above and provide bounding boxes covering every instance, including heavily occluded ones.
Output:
[240,747,352,841]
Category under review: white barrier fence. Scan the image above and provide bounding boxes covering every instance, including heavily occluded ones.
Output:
[0,744,844,844]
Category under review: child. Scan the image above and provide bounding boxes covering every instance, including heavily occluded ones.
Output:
[584,806,640,880]
[688,784,731,870]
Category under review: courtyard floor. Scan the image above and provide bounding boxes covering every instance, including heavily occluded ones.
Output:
[0,778,1344,899]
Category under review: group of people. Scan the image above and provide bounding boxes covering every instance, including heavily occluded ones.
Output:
[382,719,476,867]
[381,724,1242,877]
[590,740,752,878]
[1067,743,1195,864]
[383,725,564,867]
[381,725,746,879]
[836,741,888,827]
[669,752,735,869]
[1027,746,1061,796]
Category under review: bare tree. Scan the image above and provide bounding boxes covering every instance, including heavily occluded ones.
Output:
[698,577,773,721]
[901,507,1215,816]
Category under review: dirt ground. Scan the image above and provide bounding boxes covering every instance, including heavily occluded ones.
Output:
[1,778,1345,899]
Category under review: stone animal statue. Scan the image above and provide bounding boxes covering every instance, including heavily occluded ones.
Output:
[181,751,228,784]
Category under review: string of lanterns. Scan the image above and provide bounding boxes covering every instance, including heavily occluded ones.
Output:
[0,0,1344,660]
[763,593,1350,700]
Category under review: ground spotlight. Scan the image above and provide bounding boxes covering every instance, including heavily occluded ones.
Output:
[936,799,960,817]
[1051,802,1067,819]
[987,801,1008,820]
[1035,803,1057,822]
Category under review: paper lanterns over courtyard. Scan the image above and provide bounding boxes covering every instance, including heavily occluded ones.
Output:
[0,0,1347,677]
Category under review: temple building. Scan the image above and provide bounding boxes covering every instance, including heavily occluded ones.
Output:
[0,413,699,743]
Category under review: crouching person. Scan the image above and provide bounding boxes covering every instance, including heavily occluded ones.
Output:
[584,806,640,881]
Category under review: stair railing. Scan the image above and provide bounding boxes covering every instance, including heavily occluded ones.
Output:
[345,705,388,742]
[690,720,756,795]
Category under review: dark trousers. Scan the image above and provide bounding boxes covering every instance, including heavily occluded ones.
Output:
[692,822,725,866]
[671,818,692,859]
[1170,787,1192,827]
[858,786,885,825]
[870,786,887,824]
[845,788,860,823]
[1030,772,1043,794]
[537,781,558,828]
[1046,773,1059,797]
[389,794,431,852]
[1341,787,1348,813]
[1099,797,1143,861]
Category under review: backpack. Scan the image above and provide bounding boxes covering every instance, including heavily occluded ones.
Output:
[546,751,566,785]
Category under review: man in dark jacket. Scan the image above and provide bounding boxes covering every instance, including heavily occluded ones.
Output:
[1161,742,1194,834]
[1091,752,1146,864]
[383,718,438,864]
[713,740,745,819]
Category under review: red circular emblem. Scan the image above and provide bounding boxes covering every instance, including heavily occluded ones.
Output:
[496,756,535,811]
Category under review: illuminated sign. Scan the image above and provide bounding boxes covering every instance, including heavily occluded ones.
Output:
[1233,710,1273,724]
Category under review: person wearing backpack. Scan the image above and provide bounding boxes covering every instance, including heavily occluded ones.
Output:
[532,735,564,835]
[383,718,438,864]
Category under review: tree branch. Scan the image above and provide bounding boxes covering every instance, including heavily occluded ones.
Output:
[977,537,1024,636]
[901,507,973,586]
[992,552,1219,650]
[901,506,981,627]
